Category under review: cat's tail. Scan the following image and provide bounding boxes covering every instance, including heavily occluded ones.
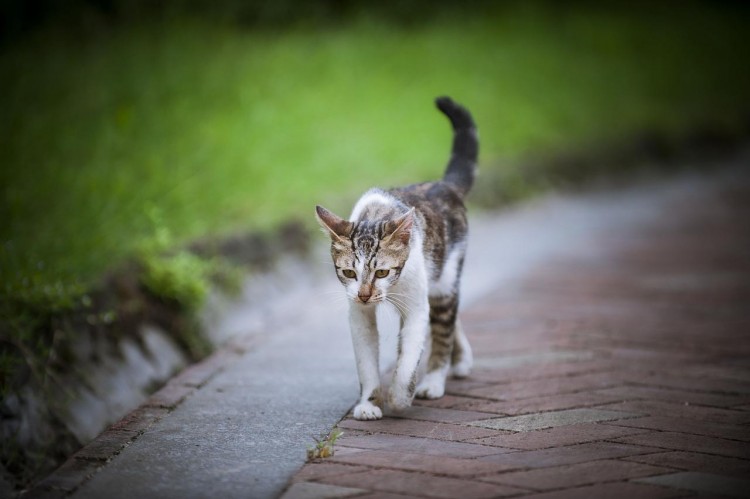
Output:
[436,96,478,198]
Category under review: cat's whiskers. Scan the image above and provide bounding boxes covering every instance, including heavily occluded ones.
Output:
[385,295,412,319]
[385,298,407,319]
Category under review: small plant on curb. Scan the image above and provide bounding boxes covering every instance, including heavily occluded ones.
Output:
[306,428,343,460]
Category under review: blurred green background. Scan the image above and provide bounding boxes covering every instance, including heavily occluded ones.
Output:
[2,0,750,306]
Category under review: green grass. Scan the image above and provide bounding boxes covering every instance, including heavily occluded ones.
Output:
[2,2,750,304]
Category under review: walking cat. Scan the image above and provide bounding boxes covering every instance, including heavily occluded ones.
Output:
[315,97,478,420]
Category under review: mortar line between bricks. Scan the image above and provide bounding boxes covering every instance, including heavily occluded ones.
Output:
[472,364,623,384]
[471,459,677,491]
[619,428,750,450]
[598,437,750,460]
[313,465,538,497]
[459,381,629,403]
[623,381,750,397]
[464,428,656,452]
[472,466,682,496]
[592,386,750,410]
[598,421,750,444]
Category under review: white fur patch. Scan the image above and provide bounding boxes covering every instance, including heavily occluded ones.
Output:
[429,243,466,297]
[349,189,395,221]
[451,321,473,378]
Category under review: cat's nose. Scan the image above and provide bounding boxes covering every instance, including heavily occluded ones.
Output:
[358,291,372,303]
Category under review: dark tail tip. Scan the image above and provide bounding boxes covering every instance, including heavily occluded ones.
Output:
[435,96,475,130]
[435,96,478,198]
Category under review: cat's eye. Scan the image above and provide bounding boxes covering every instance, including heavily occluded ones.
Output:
[374,269,390,279]
[342,269,356,279]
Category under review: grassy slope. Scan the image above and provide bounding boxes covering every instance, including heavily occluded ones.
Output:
[1,3,749,303]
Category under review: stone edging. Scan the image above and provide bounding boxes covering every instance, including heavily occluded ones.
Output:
[25,340,251,498]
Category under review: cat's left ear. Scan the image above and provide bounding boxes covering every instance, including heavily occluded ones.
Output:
[383,208,414,246]
[315,205,353,242]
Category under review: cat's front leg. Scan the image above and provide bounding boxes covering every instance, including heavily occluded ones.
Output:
[388,300,429,411]
[349,304,383,420]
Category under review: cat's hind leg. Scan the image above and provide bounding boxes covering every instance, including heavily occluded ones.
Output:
[416,294,458,399]
[450,319,473,378]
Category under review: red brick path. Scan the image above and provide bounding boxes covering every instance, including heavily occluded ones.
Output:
[283,174,750,498]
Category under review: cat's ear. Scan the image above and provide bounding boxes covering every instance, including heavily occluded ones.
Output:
[383,208,414,246]
[315,205,353,242]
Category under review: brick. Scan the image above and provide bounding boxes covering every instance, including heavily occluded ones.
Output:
[618,371,750,395]
[280,481,366,499]
[480,459,671,490]
[331,450,518,476]
[466,408,641,432]
[514,481,683,499]
[623,451,750,478]
[22,487,67,499]
[593,400,750,425]
[470,350,594,372]
[353,493,425,499]
[412,394,489,410]
[634,471,750,498]
[336,434,509,458]
[592,385,750,408]
[109,406,169,434]
[337,417,501,441]
[468,423,649,450]
[467,372,622,401]
[612,431,750,459]
[463,391,629,416]
[168,350,230,388]
[604,415,750,441]
[319,469,527,499]
[387,406,501,423]
[444,378,496,395]
[145,381,194,409]
[330,446,368,457]
[471,360,617,383]
[30,457,101,493]
[292,462,370,482]
[477,442,658,468]
[74,429,139,461]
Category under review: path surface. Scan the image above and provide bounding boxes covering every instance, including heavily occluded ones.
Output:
[30,160,750,498]
[285,164,750,498]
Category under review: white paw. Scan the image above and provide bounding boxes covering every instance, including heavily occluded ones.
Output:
[353,401,383,420]
[451,359,472,379]
[387,388,413,412]
[415,378,445,399]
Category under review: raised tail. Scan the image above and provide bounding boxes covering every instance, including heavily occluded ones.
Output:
[436,96,478,198]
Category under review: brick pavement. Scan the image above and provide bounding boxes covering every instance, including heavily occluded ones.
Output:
[283,171,750,498]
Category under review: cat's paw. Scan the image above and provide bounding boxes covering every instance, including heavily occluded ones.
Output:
[353,401,383,420]
[415,377,446,399]
[387,388,413,412]
[451,359,472,379]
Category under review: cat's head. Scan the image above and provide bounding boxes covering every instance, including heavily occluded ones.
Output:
[315,205,413,305]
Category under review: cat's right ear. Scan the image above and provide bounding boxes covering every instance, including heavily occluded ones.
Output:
[315,205,353,242]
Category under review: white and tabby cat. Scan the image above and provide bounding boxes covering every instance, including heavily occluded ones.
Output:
[315,97,478,420]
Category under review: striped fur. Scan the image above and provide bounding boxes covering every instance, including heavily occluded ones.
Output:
[315,97,477,419]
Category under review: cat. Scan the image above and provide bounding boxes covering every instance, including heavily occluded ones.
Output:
[315,97,478,420]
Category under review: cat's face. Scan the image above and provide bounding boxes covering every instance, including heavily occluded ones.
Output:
[316,205,413,305]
